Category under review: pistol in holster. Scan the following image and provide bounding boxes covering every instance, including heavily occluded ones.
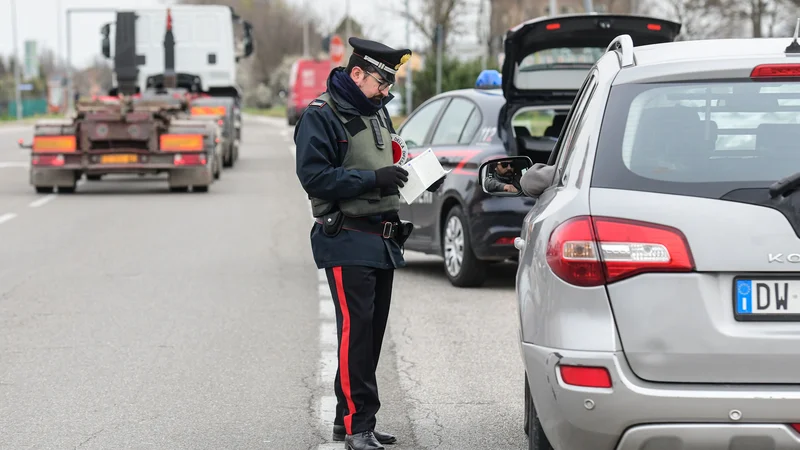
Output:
[395,220,414,247]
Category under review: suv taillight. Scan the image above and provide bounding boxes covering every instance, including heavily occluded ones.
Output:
[546,216,695,287]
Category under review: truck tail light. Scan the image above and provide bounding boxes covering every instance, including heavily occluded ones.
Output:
[190,106,226,116]
[32,136,76,152]
[546,216,694,287]
[160,134,204,151]
[32,154,65,166]
[174,153,206,166]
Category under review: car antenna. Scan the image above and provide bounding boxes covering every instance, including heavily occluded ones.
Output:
[785,18,800,54]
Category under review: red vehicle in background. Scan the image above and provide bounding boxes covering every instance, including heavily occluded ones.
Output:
[286,58,330,125]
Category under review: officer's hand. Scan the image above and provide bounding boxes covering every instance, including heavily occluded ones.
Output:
[375,165,409,189]
[426,175,446,192]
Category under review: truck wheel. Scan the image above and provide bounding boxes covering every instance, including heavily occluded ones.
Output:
[35,186,53,194]
[59,186,76,194]
[170,186,188,193]
[87,174,102,181]
[193,185,209,193]
[441,205,488,287]
[213,155,221,180]
[223,143,234,168]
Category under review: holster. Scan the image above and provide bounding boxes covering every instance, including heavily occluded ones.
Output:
[321,210,345,237]
[395,220,414,247]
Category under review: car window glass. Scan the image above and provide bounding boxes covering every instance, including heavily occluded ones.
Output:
[430,98,476,145]
[398,98,447,148]
[556,78,598,182]
[459,108,482,144]
[552,72,597,170]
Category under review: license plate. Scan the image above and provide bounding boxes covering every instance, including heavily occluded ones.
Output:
[734,278,800,321]
[100,154,138,164]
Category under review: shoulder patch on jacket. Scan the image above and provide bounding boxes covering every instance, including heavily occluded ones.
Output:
[309,99,327,108]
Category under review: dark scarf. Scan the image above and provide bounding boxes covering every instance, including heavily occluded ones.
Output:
[331,70,388,116]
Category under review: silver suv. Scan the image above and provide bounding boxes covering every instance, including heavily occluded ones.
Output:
[480,30,800,450]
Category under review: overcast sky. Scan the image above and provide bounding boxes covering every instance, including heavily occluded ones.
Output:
[0,0,440,70]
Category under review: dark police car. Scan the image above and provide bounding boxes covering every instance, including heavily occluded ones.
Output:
[395,13,681,287]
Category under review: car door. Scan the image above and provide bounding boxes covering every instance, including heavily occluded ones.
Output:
[395,97,449,236]
[410,96,481,241]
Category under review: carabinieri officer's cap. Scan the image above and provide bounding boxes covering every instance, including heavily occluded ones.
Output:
[348,37,412,84]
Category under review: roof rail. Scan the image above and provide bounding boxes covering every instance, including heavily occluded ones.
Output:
[606,34,636,68]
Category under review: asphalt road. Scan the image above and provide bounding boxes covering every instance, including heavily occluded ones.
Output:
[0,116,525,450]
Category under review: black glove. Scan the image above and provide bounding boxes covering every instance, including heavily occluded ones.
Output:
[374,165,409,189]
[426,175,446,192]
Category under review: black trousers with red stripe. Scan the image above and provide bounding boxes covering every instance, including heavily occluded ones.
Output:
[325,265,394,436]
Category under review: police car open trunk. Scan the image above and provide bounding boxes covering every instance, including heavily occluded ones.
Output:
[498,14,681,161]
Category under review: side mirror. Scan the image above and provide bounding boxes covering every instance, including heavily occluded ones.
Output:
[478,156,532,197]
[243,22,254,58]
[101,24,111,59]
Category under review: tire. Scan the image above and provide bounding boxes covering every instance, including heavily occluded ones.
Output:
[170,186,188,193]
[213,155,221,180]
[223,142,234,168]
[35,186,53,194]
[194,185,209,193]
[524,374,530,435]
[87,174,102,181]
[59,186,76,194]
[527,377,554,450]
[441,205,488,287]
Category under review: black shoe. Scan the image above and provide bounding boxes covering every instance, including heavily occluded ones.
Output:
[333,425,396,444]
[344,431,385,450]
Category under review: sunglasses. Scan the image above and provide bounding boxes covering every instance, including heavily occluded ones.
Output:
[498,162,511,168]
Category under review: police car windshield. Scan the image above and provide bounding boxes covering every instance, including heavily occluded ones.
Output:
[591,80,800,199]
[518,47,604,71]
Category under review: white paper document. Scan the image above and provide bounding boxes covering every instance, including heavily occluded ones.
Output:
[398,148,451,204]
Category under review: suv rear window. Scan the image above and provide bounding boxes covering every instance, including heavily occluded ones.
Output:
[592,81,800,198]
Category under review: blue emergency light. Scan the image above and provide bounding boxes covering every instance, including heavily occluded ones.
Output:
[475,70,501,89]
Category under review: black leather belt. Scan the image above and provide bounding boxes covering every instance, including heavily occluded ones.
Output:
[315,217,399,239]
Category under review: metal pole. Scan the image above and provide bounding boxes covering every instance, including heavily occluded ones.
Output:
[11,0,23,120]
[57,0,64,110]
[345,0,351,40]
[549,0,557,16]
[405,0,413,115]
[66,10,73,114]
[435,24,443,95]
[583,0,593,12]
[303,0,310,57]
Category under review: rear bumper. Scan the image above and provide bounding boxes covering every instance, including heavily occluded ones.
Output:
[31,163,212,187]
[522,342,800,450]
[469,199,531,261]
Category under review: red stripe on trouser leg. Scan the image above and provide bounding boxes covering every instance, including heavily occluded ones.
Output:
[333,266,357,435]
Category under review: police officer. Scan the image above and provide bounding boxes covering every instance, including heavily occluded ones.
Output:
[485,160,522,194]
[294,37,444,450]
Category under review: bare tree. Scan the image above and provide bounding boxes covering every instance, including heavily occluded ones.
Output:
[388,0,473,54]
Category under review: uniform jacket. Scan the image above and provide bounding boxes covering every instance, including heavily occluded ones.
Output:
[485,171,522,193]
[294,68,406,270]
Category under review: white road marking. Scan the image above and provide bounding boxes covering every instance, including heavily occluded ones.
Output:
[29,194,56,208]
[0,162,28,169]
[0,213,17,225]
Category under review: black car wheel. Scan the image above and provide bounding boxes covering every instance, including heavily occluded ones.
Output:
[441,205,488,287]
[527,377,554,450]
